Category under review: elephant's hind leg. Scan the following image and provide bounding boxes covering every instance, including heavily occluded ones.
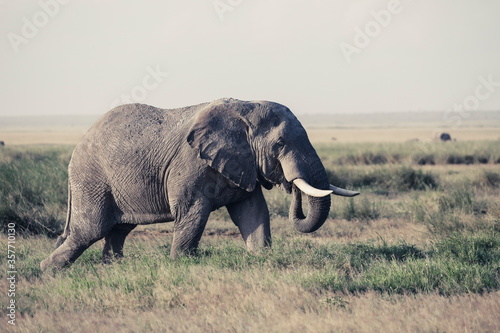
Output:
[102,224,137,263]
[40,192,115,271]
[41,233,102,270]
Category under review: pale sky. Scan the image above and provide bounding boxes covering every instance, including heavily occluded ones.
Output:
[1,0,500,116]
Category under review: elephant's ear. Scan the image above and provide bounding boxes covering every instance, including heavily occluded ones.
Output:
[187,104,257,192]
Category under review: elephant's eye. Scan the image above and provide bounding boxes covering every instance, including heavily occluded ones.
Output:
[276,139,285,148]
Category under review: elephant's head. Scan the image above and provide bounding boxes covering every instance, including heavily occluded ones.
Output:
[188,99,359,233]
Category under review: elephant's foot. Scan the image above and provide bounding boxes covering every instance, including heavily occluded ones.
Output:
[101,224,136,264]
[40,237,92,272]
[40,254,69,272]
[40,258,52,272]
[101,253,124,265]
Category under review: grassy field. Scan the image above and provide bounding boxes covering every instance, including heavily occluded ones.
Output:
[1,138,499,332]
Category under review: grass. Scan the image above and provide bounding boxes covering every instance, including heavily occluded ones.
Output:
[1,142,499,332]
[6,229,499,332]
[327,166,439,194]
[316,140,500,166]
[0,146,72,237]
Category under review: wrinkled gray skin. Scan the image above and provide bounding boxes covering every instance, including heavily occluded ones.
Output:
[40,98,336,270]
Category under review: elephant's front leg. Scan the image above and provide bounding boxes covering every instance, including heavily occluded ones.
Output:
[226,186,271,252]
[170,198,211,259]
[102,224,137,264]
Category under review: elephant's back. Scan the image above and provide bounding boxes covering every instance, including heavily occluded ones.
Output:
[78,103,203,148]
[68,103,204,180]
[90,104,185,139]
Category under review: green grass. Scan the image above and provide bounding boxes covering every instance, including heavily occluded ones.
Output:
[0,146,72,237]
[1,143,499,332]
[406,188,499,235]
[1,144,498,238]
[327,166,439,194]
[2,144,498,236]
[14,232,499,308]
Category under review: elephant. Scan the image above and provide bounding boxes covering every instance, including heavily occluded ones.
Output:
[40,98,359,270]
[440,133,452,141]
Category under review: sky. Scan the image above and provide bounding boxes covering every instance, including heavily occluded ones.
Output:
[1,0,500,117]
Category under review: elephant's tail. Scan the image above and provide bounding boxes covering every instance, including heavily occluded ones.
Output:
[56,181,72,248]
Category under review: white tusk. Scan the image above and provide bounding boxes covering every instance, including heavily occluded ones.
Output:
[293,179,333,197]
[329,185,360,197]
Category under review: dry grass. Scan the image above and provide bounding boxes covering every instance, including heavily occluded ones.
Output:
[13,290,500,333]
[10,268,500,332]
[0,129,87,145]
[2,126,499,145]
[307,127,500,143]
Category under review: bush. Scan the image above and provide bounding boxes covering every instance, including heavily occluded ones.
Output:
[480,171,500,188]
[398,167,438,191]
[417,155,435,165]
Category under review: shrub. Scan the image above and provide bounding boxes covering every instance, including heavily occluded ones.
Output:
[447,155,488,165]
[398,167,439,191]
[417,155,435,165]
[480,171,500,188]
[477,156,489,164]
[361,153,388,165]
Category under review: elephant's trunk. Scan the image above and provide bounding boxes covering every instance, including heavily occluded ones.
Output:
[282,151,332,233]
[289,183,331,233]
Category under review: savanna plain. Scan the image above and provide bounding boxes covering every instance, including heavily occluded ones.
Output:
[1,112,499,332]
